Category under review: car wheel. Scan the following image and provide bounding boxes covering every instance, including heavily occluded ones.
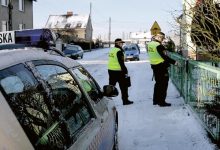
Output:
[81,55,83,59]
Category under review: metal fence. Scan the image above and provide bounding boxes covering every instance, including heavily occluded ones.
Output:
[168,52,220,140]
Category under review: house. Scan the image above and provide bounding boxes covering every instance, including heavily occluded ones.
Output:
[129,31,151,45]
[179,0,198,59]
[45,11,93,42]
[0,0,36,31]
[180,0,220,60]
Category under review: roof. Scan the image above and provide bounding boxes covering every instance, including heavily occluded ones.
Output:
[0,48,80,70]
[45,14,89,29]
[130,32,151,39]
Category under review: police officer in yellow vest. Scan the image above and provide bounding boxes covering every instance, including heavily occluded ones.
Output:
[147,32,176,107]
[108,38,133,105]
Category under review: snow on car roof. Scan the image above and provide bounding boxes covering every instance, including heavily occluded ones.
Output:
[0,48,80,70]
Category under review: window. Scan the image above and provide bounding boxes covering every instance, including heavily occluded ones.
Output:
[19,23,25,30]
[76,22,82,28]
[64,23,71,28]
[35,64,94,142]
[0,64,69,149]
[72,67,102,102]
[19,0,24,11]
[1,21,8,31]
[1,0,8,6]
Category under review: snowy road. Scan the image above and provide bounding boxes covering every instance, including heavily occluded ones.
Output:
[78,48,217,150]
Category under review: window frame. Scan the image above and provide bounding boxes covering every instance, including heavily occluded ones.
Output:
[71,66,103,103]
[18,23,25,30]
[1,21,8,31]
[1,0,8,6]
[18,0,24,11]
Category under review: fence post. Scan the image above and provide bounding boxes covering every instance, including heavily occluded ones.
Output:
[185,59,189,103]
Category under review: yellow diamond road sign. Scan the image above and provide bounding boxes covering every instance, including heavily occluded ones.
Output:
[150,21,161,36]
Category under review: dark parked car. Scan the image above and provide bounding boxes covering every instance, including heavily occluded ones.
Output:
[123,44,140,61]
[63,44,84,59]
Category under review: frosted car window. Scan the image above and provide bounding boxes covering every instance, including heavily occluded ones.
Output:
[36,65,93,139]
[0,76,24,94]
[0,64,68,149]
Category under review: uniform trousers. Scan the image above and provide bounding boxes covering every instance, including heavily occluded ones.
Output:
[108,70,128,102]
[151,62,169,105]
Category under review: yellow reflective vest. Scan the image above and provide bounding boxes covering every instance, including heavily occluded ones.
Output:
[108,47,122,71]
[147,41,164,65]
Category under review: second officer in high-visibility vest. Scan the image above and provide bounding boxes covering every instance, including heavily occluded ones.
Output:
[147,32,176,107]
[108,38,133,105]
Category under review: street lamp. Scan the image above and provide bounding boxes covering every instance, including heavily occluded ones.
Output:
[8,0,13,31]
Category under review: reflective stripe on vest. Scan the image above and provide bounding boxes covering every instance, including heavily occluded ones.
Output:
[147,41,164,64]
[108,47,122,70]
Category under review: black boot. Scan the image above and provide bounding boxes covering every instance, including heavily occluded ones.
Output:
[153,101,158,105]
[123,100,134,105]
[158,102,171,107]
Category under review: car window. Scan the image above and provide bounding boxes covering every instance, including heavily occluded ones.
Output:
[0,64,65,149]
[66,45,79,51]
[131,46,136,50]
[35,65,94,140]
[124,46,129,51]
[72,67,102,103]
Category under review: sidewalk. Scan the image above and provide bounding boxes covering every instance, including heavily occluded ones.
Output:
[113,52,217,150]
[81,48,218,150]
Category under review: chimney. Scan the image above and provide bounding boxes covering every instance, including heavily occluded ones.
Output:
[67,11,73,16]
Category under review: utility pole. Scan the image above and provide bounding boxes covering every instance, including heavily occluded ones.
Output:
[108,17,111,48]
[122,32,125,40]
[89,2,92,51]
[8,0,13,31]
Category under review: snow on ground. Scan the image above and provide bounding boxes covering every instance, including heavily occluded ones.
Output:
[78,48,218,150]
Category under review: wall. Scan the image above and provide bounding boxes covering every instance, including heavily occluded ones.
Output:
[0,0,34,31]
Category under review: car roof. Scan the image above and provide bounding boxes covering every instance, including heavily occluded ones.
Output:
[0,48,81,70]
[67,44,80,47]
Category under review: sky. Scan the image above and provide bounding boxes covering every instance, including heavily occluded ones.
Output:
[78,47,217,150]
[33,0,182,41]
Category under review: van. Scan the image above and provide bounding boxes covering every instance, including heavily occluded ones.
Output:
[0,48,118,149]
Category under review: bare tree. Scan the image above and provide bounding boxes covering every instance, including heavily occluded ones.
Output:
[52,28,78,43]
[176,0,220,62]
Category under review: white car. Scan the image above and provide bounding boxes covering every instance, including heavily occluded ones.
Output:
[0,48,118,150]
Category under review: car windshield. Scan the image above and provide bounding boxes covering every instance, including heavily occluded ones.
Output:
[63,49,77,54]
[123,46,131,51]
[65,45,79,51]
[131,46,137,50]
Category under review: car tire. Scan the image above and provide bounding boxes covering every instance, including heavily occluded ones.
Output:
[81,55,83,59]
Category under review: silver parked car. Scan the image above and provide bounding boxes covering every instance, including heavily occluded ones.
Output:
[0,48,118,150]
[123,43,140,61]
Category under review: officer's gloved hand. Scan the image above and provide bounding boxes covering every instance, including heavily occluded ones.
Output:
[174,61,180,66]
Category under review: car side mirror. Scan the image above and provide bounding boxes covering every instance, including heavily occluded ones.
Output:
[103,85,118,97]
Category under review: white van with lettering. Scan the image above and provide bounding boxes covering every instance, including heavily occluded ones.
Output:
[0,48,118,150]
